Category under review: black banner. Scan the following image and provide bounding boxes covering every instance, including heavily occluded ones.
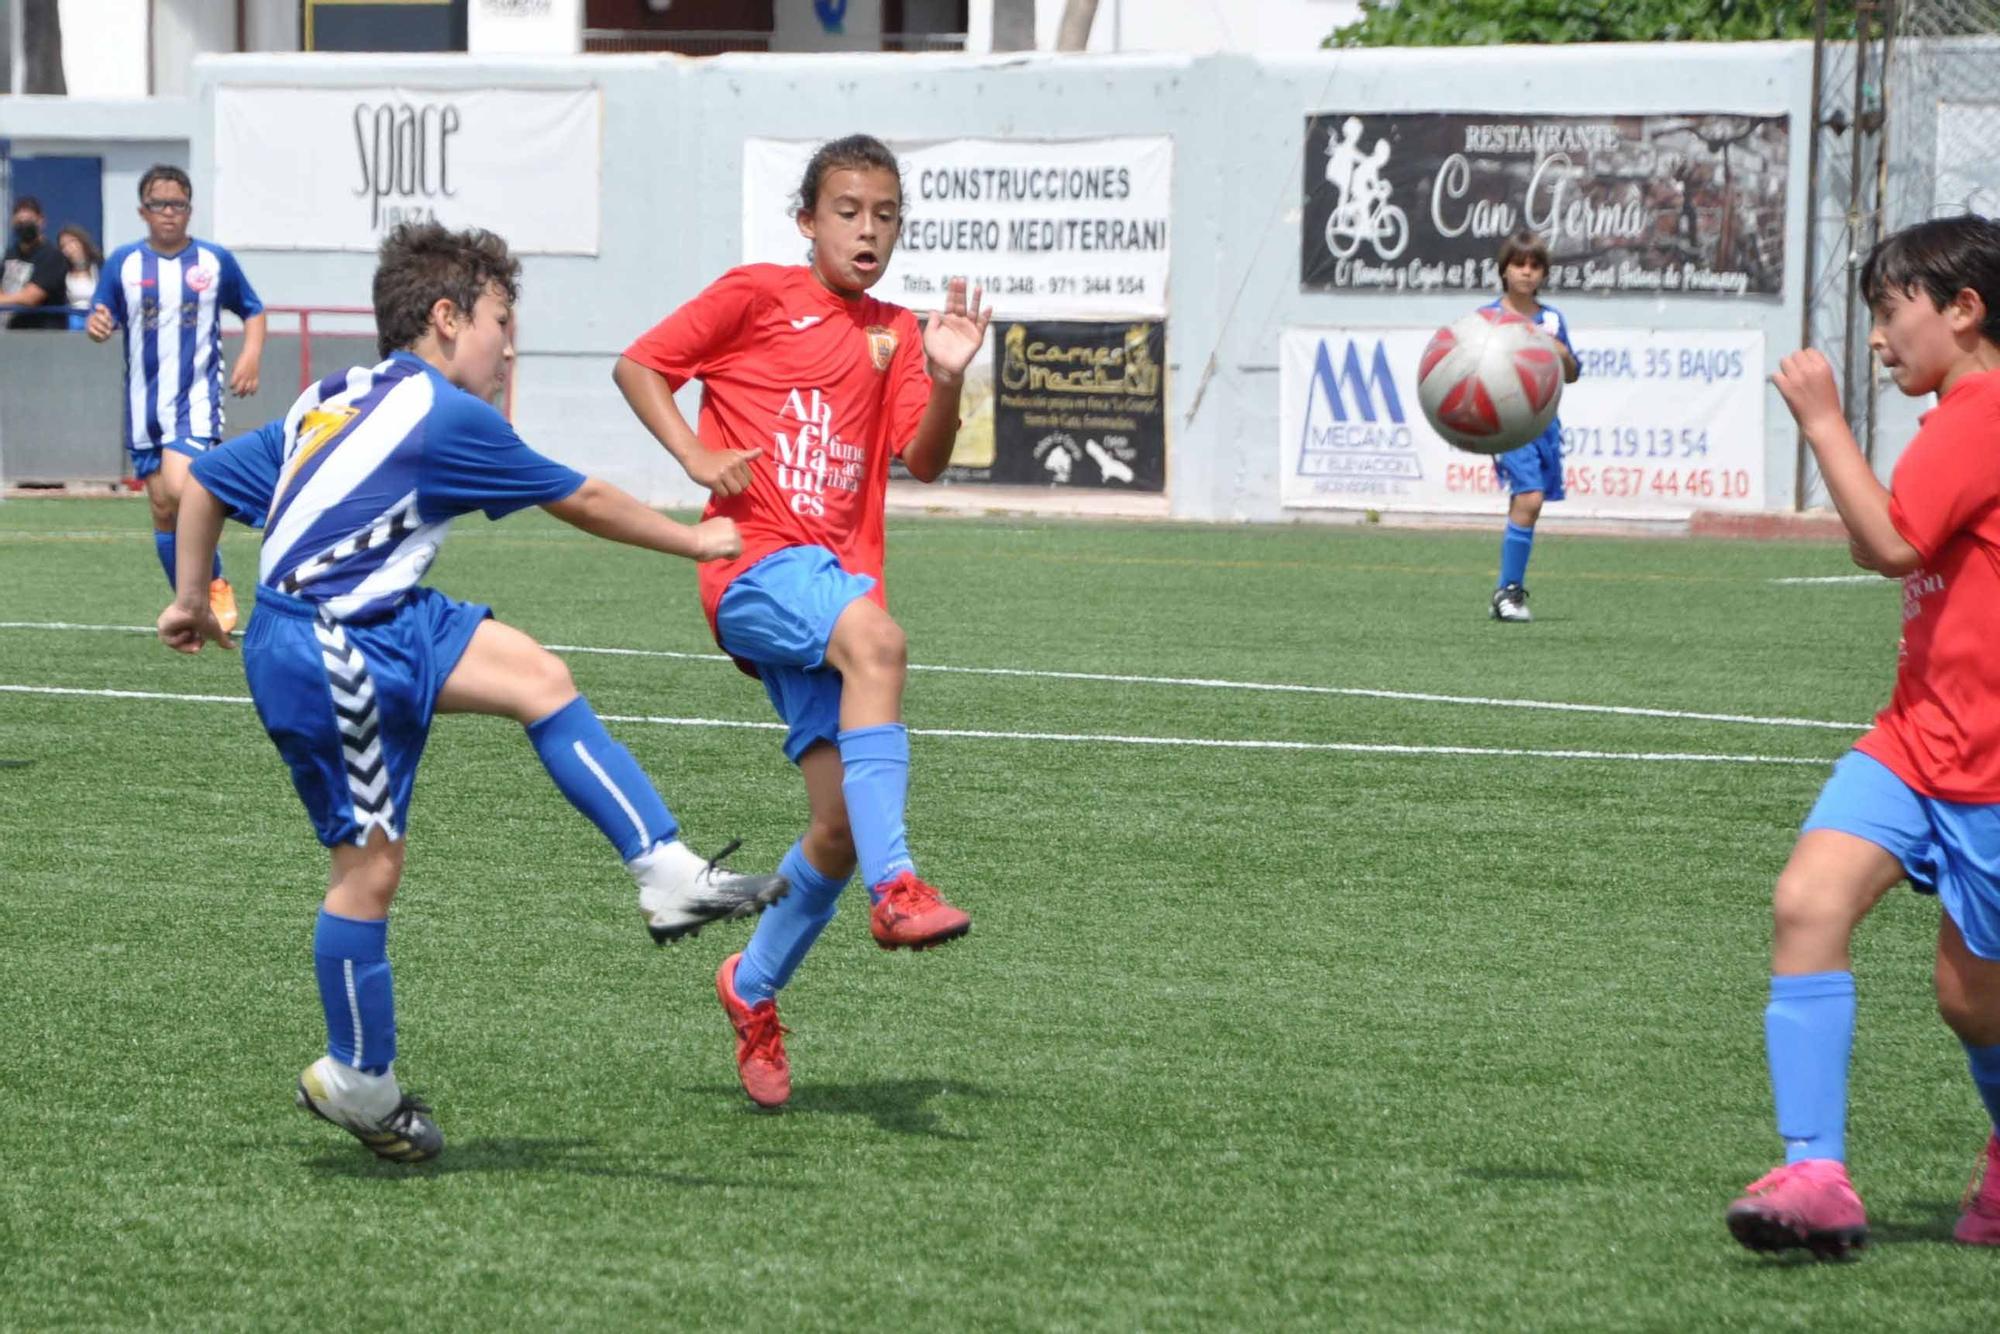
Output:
[1301,112,1787,298]
[984,320,1166,491]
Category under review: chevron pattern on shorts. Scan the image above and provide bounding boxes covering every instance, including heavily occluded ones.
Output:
[279,493,423,595]
[313,611,398,841]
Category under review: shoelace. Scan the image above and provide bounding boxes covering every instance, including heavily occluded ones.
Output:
[701,839,744,882]
[741,1005,790,1062]
[1742,1166,1792,1195]
[881,874,939,915]
[384,1093,435,1133]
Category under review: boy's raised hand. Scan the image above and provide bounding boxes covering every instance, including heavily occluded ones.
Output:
[922,278,991,383]
[1772,349,1845,435]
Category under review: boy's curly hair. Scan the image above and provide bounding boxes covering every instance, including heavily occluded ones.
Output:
[372,222,521,356]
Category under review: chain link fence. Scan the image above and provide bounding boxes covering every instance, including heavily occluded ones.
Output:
[1800,0,2000,506]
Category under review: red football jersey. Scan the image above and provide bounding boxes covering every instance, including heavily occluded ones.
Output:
[623,264,931,631]
[1855,369,2000,801]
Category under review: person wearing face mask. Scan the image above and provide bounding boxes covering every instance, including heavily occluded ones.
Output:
[1,197,70,330]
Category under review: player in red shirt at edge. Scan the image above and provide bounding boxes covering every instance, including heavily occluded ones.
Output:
[614,135,992,1109]
[1726,215,2000,1260]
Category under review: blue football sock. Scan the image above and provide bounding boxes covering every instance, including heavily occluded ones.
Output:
[313,909,395,1075]
[1964,1041,2000,1134]
[152,531,223,590]
[734,841,851,1005]
[1497,522,1535,589]
[1766,971,1856,1163]
[526,696,678,861]
[838,723,915,895]
[153,531,176,588]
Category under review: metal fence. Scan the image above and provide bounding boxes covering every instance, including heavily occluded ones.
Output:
[1798,0,2000,505]
[0,308,379,488]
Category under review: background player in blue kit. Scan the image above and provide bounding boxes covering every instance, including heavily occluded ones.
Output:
[87,166,267,633]
[157,222,789,1164]
[1484,229,1580,624]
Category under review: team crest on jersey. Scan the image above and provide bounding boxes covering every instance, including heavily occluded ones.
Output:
[297,404,359,459]
[184,265,216,293]
[865,325,897,372]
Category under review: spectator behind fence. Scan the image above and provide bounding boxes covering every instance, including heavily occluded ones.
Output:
[58,225,103,324]
[2,196,70,330]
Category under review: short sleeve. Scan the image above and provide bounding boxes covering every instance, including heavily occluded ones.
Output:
[191,420,286,527]
[1541,307,1575,358]
[30,247,66,300]
[1887,399,2000,563]
[622,267,766,390]
[417,390,586,522]
[93,254,125,322]
[884,311,933,457]
[218,249,264,319]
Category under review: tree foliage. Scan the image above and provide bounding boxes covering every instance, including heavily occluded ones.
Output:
[1327,0,1852,47]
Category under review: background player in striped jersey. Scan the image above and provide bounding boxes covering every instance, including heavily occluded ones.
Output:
[86,165,266,632]
[615,134,991,1109]
[156,223,789,1164]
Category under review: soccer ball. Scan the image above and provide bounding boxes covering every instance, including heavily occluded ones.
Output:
[1415,309,1564,455]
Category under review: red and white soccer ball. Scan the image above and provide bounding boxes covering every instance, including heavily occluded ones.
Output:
[1415,309,1564,455]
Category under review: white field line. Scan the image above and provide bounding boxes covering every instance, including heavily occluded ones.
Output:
[0,620,1869,733]
[0,683,1831,766]
[1770,575,1882,586]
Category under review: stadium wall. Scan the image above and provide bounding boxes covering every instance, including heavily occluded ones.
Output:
[8,47,1818,521]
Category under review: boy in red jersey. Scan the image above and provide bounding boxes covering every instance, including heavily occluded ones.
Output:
[1726,215,2000,1259]
[614,135,991,1108]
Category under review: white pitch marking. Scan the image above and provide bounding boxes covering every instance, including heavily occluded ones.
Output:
[0,683,1834,766]
[0,619,1871,732]
[1770,575,1883,586]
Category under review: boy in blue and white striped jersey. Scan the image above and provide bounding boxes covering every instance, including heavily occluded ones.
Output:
[157,222,789,1164]
[87,165,267,631]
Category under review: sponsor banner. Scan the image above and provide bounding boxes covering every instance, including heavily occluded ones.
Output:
[215,85,601,253]
[743,137,1172,319]
[951,319,1166,490]
[1301,112,1788,297]
[1278,327,1765,517]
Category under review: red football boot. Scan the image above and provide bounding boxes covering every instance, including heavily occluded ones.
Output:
[715,953,790,1109]
[1955,1133,2000,1246]
[1726,1159,1869,1260]
[867,871,970,951]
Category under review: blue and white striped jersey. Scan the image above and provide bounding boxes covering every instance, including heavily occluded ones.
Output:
[191,352,585,621]
[93,238,264,449]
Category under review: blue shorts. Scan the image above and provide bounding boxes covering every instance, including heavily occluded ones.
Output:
[1493,428,1565,501]
[715,546,877,764]
[128,436,217,481]
[1803,750,2000,960]
[243,585,490,848]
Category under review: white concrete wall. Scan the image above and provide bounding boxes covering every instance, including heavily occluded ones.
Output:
[0,95,193,247]
[163,46,1814,521]
[57,0,149,97]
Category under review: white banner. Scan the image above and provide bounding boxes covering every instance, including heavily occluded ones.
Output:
[742,137,1173,319]
[215,86,601,254]
[1279,327,1767,517]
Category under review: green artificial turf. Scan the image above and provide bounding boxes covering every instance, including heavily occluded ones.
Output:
[1,498,1991,1331]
